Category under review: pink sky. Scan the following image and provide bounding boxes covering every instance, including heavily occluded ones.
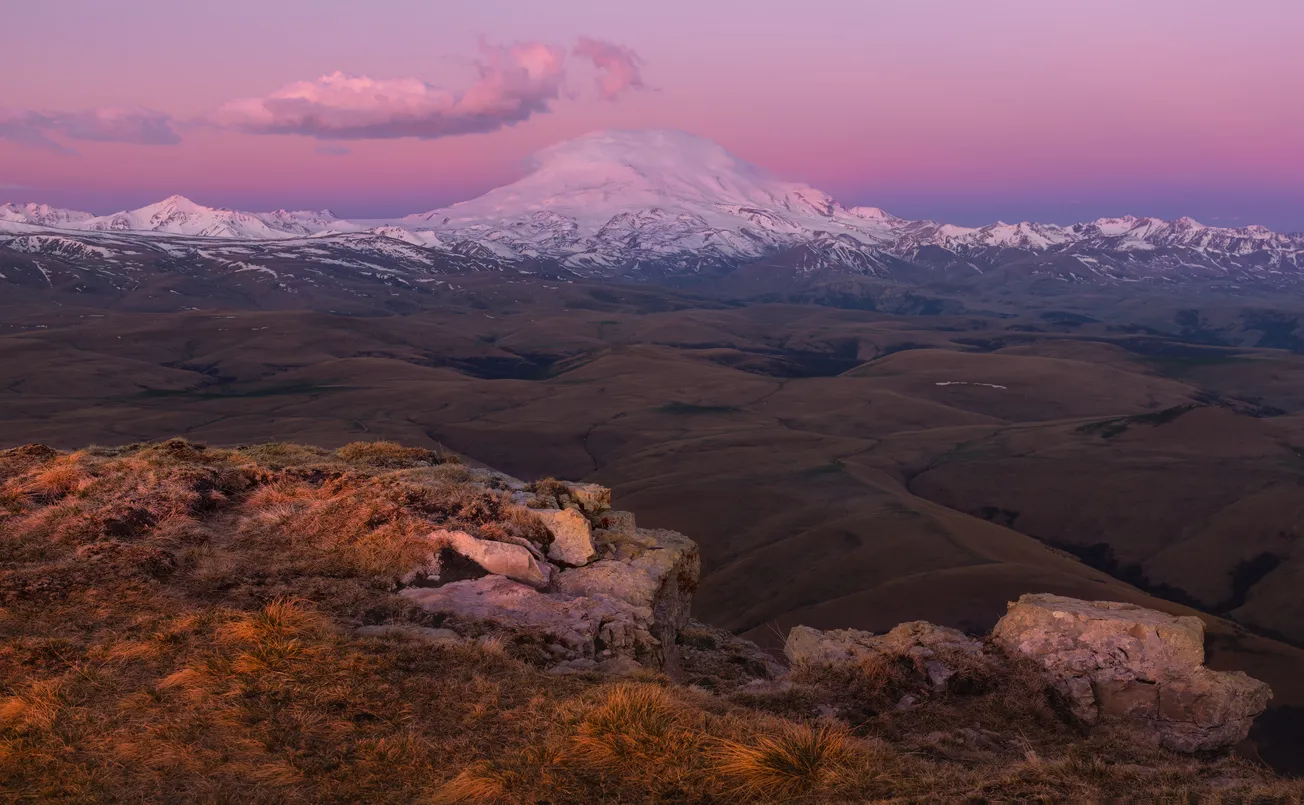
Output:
[3,0,1303,229]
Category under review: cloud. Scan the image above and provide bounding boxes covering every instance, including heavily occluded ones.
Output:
[53,106,181,145]
[0,182,22,191]
[0,113,77,153]
[315,144,350,156]
[218,41,567,140]
[573,37,645,100]
[0,106,180,152]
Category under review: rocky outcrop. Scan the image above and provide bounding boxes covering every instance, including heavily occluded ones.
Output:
[781,595,1272,753]
[378,468,1272,754]
[992,594,1272,752]
[786,621,985,691]
[394,476,699,674]
[555,527,699,673]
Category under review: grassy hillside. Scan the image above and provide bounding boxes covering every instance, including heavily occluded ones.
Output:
[1,440,1299,803]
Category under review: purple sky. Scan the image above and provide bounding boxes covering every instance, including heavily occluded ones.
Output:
[3,0,1303,230]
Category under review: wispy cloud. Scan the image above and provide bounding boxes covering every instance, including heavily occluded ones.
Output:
[218,41,567,140]
[1,37,646,151]
[574,37,645,100]
[314,144,350,156]
[0,106,181,152]
[0,115,77,154]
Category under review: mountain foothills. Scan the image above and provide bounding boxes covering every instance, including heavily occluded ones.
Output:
[3,130,1304,330]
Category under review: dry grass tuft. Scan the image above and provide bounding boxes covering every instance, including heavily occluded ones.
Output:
[334,440,446,469]
[715,721,855,801]
[571,683,694,767]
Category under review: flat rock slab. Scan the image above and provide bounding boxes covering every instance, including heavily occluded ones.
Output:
[401,575,660,664]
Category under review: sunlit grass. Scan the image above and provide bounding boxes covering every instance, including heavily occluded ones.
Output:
[0,440,1299,803]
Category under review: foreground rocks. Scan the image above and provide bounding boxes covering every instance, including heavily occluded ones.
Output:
[554,527,699,672]
[787,620,986,692]
[992,593,1272,752]
[784,595,1271,752]
[369,468,1272,754]
[395,473,700,673]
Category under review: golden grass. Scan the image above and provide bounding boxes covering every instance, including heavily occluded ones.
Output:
[714,721,856,801]
[1,440,1301,804]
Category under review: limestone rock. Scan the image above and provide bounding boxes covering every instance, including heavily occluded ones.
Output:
[401,575,661,665]
[420,529,552,589]
[993,594,1206,679]
[568,483,612,514]
[556,527,700,673]
[785,621,985,691]
[535,508,597,566]
[992,594,1272,752]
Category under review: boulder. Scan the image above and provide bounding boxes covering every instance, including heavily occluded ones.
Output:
[568,483,612,514]
[535,508,597,566]
[401,575,662,665]
[555,527,700,673]
[417,529,552,589]
[785,621,985,691]
[992,594,1272,752]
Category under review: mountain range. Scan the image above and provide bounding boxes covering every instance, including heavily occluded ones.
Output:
[3,129,1303,314]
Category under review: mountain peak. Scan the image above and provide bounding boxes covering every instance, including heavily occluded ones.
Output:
[408,128,843,231]
[147,194,208,212]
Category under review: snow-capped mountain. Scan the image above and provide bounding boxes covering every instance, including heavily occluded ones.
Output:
[397,130,1302,276]
[1,129,1302,301]
[0,195,344,240]
[79,195,344,239]
[0,202,94,229]
[404,129,902,271]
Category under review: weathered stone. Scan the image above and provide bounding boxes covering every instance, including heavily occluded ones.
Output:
[595,509,637,535]
[535,508,597,566]
[568,483,612,514]
[992,593,1272,752]
[555,527,699,674]
[993,594,1206,679]
[501,534,549,562]
[785,621,984,690]
[402,575,663,665]
[547,658,600,675]
[677,619,786,691]
[419,529,552,589]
